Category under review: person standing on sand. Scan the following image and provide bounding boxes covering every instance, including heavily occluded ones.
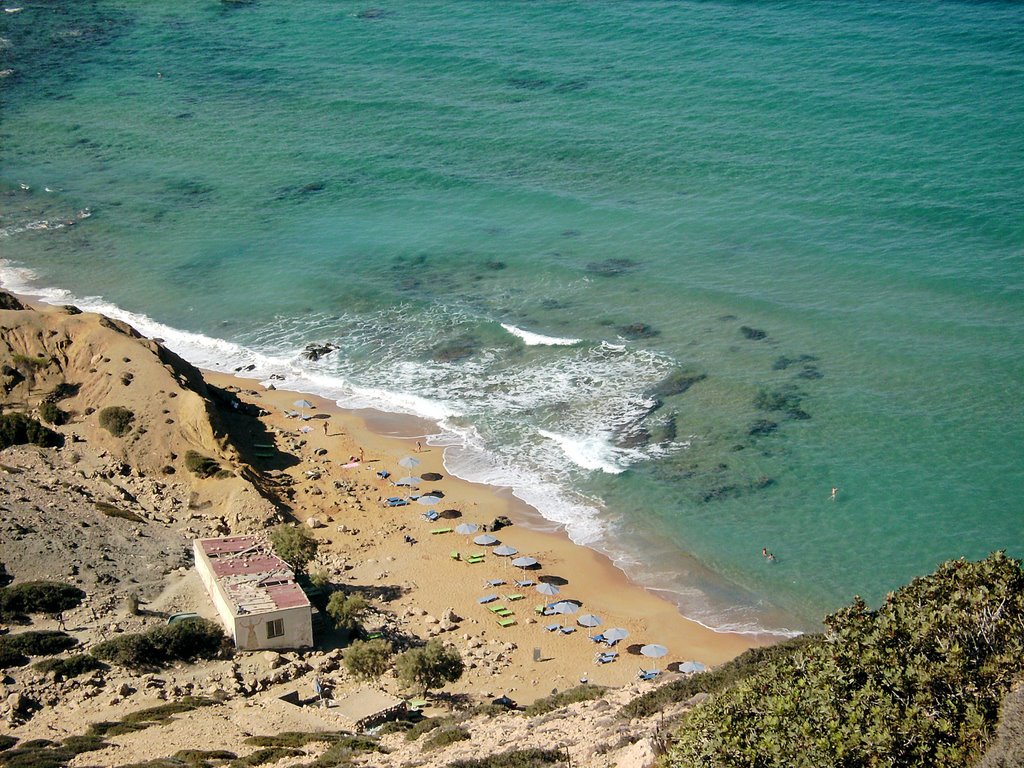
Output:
[323,422,328,436]
[415,440,422,453]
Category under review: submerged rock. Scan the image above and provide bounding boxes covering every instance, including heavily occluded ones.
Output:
[748,419,778,436]
[586,258,640,277]
[646,369,706,400]
[431,340,477,363]
[617,322,659,340]
[740,326,768,341]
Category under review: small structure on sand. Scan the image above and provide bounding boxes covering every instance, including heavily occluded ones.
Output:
[194,535,313,650]
[328,689,407,731]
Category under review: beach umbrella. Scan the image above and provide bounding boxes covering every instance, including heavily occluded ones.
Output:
[421,472,443,481]
[535,583,560,597]
[395,476,421,486]
[677,661,707,674]
[493,545,518,557]
[549,601,578,615]
[576,614,602,628]
[294,398,314,418]
[398,456,421,470]
[417,495,442,506]
[474,534,498,546]
[640,644,669,659]
[439,509,462,519]
[604,628,629,643]
[455,523,479,535]
[511,556,538,568]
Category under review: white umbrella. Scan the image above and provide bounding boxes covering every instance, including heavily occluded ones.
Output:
[549,601,578,615]
[474,534,498,546]
[398,456,421,470]
[576,614,602,628]
[455,523,479,535]
[493,545,518,557]
[535,583,560,597]
[677,661,707,674]
[640,644,669,658]
[511,556,538,568]
[603,628,629,642]
[293,398,314,418]
[416,495,442,505]
[395,476,421,486]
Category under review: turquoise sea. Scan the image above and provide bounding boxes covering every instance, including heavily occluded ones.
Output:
[2,1,1022,634]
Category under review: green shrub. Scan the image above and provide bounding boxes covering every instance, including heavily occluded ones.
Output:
[0,734,17,751]
[524,684,606,716]
[98,406,134,436]
[85,697,218,740]
[0,743,74,768]
[184,450,221,478]
[343,638,393,680]
[405,715,455,741]
[230,747,305,766]
[448,749,566,768]
[326,592,369,634]
[34,653,107,679]
[423,726,470,750]
[0,413,62,449]
[395,640,464,696]
[243,732,338,748]
[0,631,78,659]
[173,749,238,762]
[61,734,110,754]
[619,633,818,719]
[268,524,318,576]
[91,619,224,668]
[46,382,80,403]
[11,353,50,369]
[668,552,1024,768]
[0,581,85,618]
[37,401,67,426]
[95,501,144,523]
[0,645,28,668]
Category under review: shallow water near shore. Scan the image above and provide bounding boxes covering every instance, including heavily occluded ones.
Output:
[2,1,1022,633]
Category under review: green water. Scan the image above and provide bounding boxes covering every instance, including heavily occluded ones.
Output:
[2,1,1022,632]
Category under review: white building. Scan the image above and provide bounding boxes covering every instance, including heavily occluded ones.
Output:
[193,535,313,650]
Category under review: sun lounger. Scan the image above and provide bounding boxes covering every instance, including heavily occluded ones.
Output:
[450,551,461,561]
[497,617,516,628]
[487,604,509,613]
[466,555,485,564]
[430,527,452,535]
[253,443,275,449]
[595,654,616,665]
[486,579,506,587]
[515,580,535,588]
[406,698,428,711]
[494,608,513,618]
[478,595,499,604]
[638,669,660,681]
[422,509,439,521]
[283,410,299,418]
[560,626,576,635]
[545,623,561,632]
[377,470,391,479]
[365,631,384,641]
[504,594,524,601]
[254,451,275,458]
[590,633,606,644]
[385,497,409,507]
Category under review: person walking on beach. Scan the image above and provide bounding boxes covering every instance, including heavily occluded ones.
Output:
[415,440,422,453]
[322,422,328,436]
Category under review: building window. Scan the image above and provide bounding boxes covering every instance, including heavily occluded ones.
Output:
[266,618,284,639]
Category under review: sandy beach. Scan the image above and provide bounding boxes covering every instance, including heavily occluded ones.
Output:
[203,369,763,701]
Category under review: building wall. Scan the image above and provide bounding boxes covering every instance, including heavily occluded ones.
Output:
[192,539,313,650]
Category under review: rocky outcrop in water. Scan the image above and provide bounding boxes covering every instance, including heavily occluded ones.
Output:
[302,342,338,362]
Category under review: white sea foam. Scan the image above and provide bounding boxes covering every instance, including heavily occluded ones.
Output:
[500,322,581,346]
[537,429,626,475]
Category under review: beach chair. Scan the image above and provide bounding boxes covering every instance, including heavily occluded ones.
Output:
[497,617,516,628]
[253,443,275,450]
[422,510,439,521]
[494,608,514,618]
[534,604,546,615]
[377,470,391,479]
[504,594,524,601]
[450,551,461,561]
[545,623,561,632]
[515,580,535,588]
[365,631,384,641]
[486,579,506,587]
[638,669,660,681]
[466,555,485,564]
[385,497,409,507]
[560,626,576,635]
[430,527,452,535]
[590,633,606,644]
[254,451,275,459]
[487,604,509,613]
[478,595,499,604]
[406,698,428,713]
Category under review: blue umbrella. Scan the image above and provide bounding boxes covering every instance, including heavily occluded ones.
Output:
[474,534,498,546]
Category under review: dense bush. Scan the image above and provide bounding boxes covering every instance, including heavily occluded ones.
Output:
[448,749,566,768]
[37,401,67,426]
[524,684,607,716]
[0,413,62,449]
[91,618,224,668]
[0,631,77,658]
[268,524,318,576]
[620,634,818,719]
[0,581,85,618]
[34,654,107,680]
[326,592,369,634]
[343,638,393,680]
[423,726,471,750]
[184,449,221,478]
[668,552,1024,768]
[98,405,134,436]
[396,640,464,696]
